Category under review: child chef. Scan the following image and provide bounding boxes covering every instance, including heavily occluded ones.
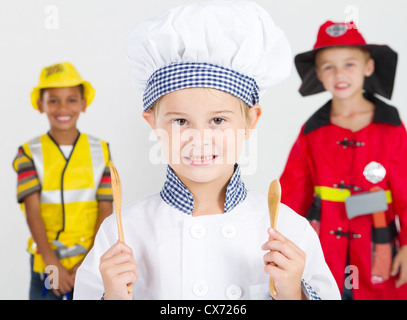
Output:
[74,0,340,300]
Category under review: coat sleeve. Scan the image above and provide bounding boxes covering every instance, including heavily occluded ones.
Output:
[388,123,407,246]
[279,126,315,217]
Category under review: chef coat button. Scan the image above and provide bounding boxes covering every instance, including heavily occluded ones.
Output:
[190,224,206,239]
[226,284,242,300]
[221,224,237,239]
[192,281,208,297]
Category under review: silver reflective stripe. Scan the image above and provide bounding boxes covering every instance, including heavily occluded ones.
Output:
[30,134,106,205]
[41,188,97,204]
[88,134,106,188]
[28,136,44,184]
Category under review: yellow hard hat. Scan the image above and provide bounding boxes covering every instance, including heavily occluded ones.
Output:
[30,62,95,110]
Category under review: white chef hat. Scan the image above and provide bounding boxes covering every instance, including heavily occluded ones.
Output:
[127,0,292,111]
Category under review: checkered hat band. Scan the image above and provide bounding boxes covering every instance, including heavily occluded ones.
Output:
[143,62,259,111]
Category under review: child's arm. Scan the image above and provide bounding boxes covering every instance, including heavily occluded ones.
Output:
[24,192,75,296]
[95,201,113,234]
[387,123,407,288]
[99,241,138,300]
[391,246,407,287]
[262,228,306,300]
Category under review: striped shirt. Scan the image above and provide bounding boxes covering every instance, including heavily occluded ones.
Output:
[14,147,41,203]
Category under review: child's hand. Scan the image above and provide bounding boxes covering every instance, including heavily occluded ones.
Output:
[391,245,407,288]
[99,241,138,300]
[262,228,306,300]
[68,261,82,277]
[48,263,75,297]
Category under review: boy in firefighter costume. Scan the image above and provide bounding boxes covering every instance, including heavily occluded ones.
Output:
[74,1,340,300]
[280,21,407,299]
[13,62,113,299]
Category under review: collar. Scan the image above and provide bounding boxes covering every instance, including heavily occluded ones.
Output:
[303,94,401,134]
[160,164,247,215]
[47,131,81,160]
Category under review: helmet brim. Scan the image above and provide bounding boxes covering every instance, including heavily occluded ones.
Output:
[295,44,398,99]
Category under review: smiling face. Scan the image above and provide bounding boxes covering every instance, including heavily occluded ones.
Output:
[143,88,261,185]
[38,86,86,138]
[316,46,375,100]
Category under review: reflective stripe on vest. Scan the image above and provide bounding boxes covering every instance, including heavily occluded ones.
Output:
[23,133,109,272]
[314,186,393,203]
[29,134,106,204]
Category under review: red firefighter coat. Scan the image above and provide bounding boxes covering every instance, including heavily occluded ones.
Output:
[280,96,407,299]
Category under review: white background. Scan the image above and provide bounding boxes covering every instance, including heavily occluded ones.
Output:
[1,0,406,299]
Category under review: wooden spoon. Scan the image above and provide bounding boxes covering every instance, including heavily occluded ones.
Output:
[109,164,133,293]
[268,179,281,296]
[110,165,125,242]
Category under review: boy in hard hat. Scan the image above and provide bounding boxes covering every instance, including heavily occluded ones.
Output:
[13,62,113,300]
[280,21,407,299]
[74,1,340,300]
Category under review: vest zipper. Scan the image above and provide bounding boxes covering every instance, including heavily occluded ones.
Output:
[47,131,81,240]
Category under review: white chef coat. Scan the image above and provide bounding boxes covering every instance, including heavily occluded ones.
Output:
[74,189,340,300]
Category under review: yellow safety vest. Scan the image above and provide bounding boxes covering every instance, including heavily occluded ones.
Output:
[17,133,110,273]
